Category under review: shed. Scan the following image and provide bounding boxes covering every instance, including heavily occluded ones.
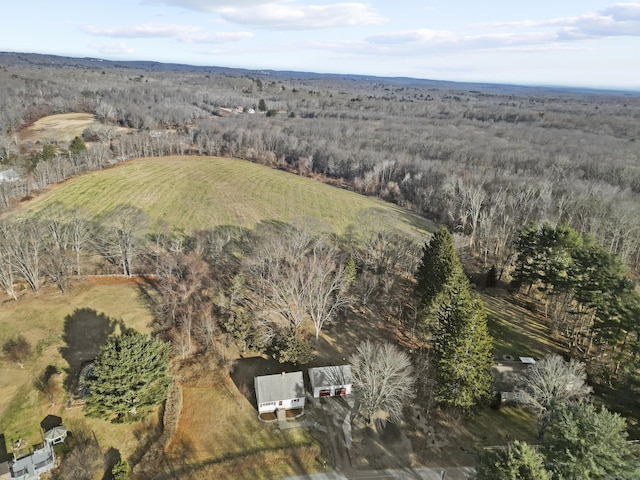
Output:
[308,365,352,398]
[254,371,305,414]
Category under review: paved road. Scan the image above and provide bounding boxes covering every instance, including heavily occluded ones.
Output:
[280,466,474,480]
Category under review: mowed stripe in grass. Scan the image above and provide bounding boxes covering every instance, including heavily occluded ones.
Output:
[21,156,432,238]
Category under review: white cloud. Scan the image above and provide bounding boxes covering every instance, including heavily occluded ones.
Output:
[478,2,640,38]
[84,23,252,44]
[85,23,202,38]
[340,2,640,57]
[144,0,270,11]
[89,42,135,55]
[218,2,384,29]
[363,29,556,54]
[145,0,384,29]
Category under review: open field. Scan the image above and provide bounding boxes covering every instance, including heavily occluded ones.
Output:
[19,155,433,239]
[19,113,101,144]
[18,113,129,145]
[0,282,154,459]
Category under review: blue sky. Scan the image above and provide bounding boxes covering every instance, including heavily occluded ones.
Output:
[3,1,640,89]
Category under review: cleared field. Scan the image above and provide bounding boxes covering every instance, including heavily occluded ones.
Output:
[19,113,101,144]
[164,382,321,479]
[0,282,154,458]
[21,156,432,239]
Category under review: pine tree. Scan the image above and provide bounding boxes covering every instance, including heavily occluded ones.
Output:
[476,440,551,480]
[434,290,494,410]
[69,136,87,156]
[544,402,635,480]
[414,225,466,326]
[415,225,493,411]
[84,329,171,422]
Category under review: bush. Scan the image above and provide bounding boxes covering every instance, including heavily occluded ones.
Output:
[2,335,32,368]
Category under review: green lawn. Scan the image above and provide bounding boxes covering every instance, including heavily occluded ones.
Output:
[21,156,432,239]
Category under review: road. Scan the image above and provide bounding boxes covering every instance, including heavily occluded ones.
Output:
[280,466,474,480]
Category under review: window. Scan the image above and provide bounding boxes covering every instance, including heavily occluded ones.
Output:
[335,387,347,396]
[319,389,331,397]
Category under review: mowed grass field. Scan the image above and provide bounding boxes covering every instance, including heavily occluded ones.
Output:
[21,155,433,239]
[0,282,154,461]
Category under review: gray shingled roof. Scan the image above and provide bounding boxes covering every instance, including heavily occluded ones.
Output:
[255,371,304,404]
[308,365,352,388]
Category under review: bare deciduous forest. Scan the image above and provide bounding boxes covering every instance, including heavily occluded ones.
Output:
[2,52,639,277]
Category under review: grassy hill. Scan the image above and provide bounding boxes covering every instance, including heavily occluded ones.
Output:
[21,155,432,239]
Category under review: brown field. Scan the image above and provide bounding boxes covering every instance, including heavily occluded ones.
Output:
[19,113,99,143]
[164,381,321,479]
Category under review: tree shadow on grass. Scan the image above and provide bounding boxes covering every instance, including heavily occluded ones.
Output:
[59,308,123,393]
[101,447,121,480]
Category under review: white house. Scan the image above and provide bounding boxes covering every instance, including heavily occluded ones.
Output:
[308,365,352,398]
[254,371,305,414]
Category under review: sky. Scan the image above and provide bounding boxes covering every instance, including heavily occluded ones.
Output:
[2,1,640,90]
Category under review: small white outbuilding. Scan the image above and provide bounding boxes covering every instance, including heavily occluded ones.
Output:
[308,365,352,398]
[254,371,305,414]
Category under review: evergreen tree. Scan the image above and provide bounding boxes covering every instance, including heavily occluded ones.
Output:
[69,136,87,156]
[476,440,551,480]
[544,402,635,480]
[85,329,171,422]
[415,225,467,326]
[434,290,494,410]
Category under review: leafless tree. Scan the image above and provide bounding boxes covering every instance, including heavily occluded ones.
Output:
[95,205,148,277]
[350,340,415,427]
[155,250,211,357]
[69,208,94,275]
[0,225,17,299]
[57,421,104,480]
[517,354,592,433]
[249,227,318,330]
[305,247,352,340]
[1,219,46,292]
